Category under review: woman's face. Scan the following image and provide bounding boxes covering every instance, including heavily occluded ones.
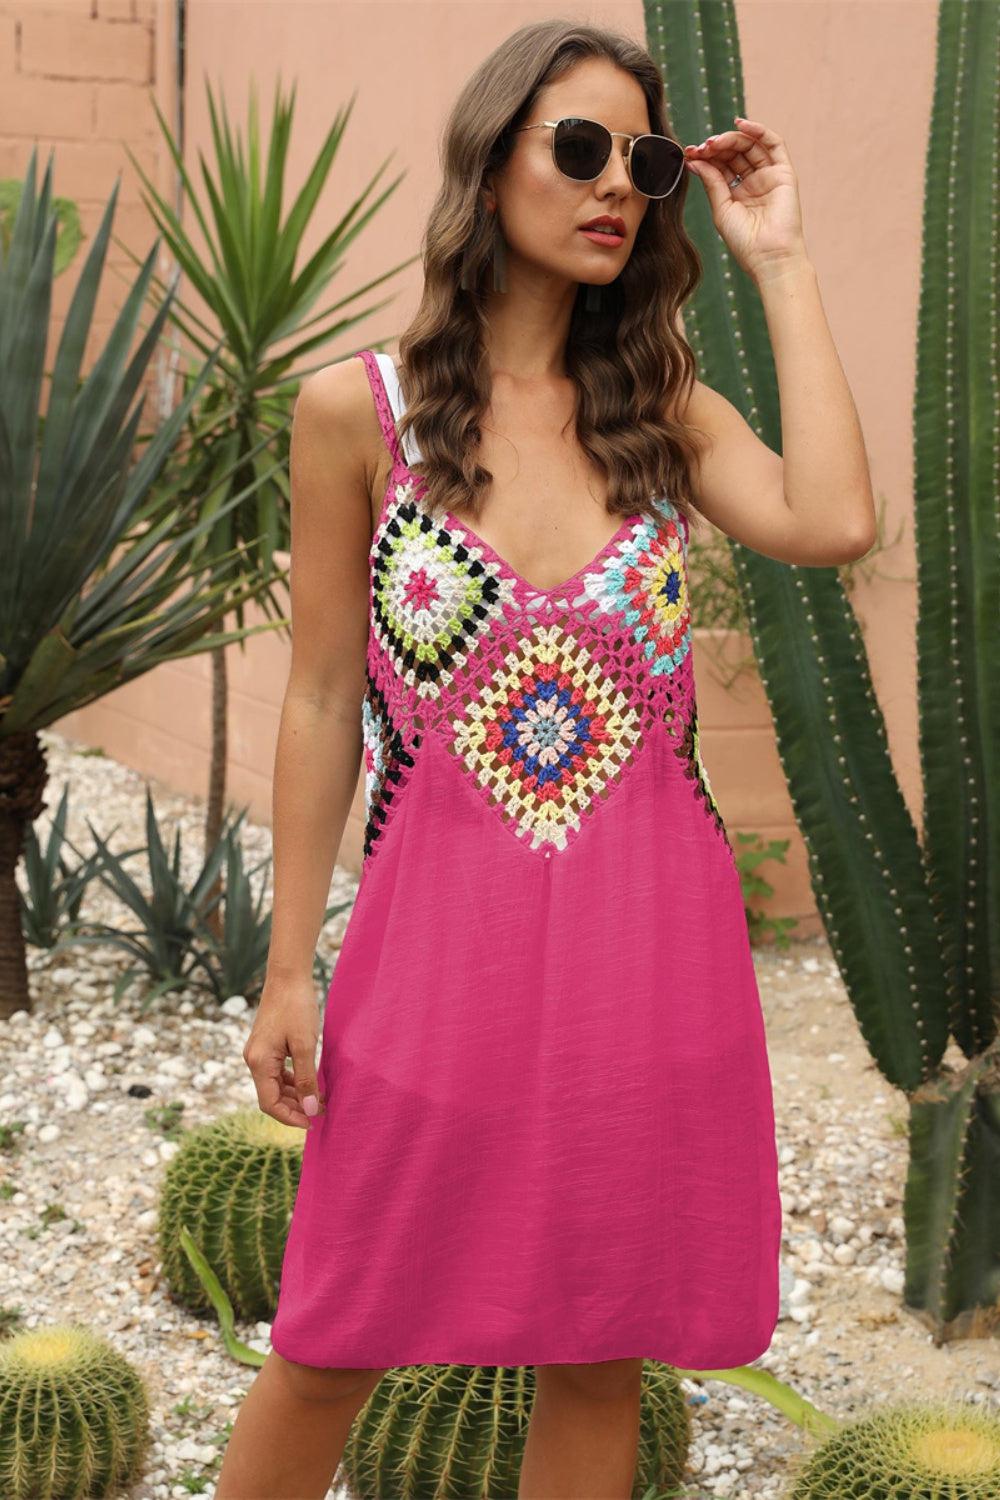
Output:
[485,57,653,290]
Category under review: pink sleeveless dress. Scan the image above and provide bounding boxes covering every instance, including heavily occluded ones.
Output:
[269,350,782,1370]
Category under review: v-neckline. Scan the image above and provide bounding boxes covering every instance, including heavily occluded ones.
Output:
[440,497,640,598]
[383,359,642,597]
[381,455,638,598]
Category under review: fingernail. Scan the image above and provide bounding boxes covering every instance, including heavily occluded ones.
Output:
[302,1094,319,1116]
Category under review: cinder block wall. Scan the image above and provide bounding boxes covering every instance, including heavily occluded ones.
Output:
[0,0,175,347]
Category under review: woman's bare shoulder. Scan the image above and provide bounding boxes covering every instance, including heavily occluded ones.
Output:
[295,357,379,462]
[293,356,384,526]
[286,358,375,705]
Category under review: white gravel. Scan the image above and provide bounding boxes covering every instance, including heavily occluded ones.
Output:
[1,729,997,1500]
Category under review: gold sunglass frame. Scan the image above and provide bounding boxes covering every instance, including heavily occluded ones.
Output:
[513,117,686,200]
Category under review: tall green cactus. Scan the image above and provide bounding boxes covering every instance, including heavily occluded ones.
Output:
[643,0,998,1336]
[914,2,999,1058]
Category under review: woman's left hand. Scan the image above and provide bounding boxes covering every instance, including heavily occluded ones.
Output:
[683,116,808,281]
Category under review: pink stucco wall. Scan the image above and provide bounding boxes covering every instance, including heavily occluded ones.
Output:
[4,1,937,936]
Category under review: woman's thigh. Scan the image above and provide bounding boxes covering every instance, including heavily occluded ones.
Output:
[532,1358,645,1400]
[267,1351,390,1404]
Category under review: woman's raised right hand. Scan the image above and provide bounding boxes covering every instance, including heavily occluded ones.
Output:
[242,977,327,1130]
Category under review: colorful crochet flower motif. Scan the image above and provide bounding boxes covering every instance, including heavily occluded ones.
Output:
[581,507,691,676]
[361,672,417,863]
[370,480,514,701]
[445,620,644,855]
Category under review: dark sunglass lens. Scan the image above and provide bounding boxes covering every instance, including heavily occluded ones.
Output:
[631,136,685,197]
[553,118,611,181]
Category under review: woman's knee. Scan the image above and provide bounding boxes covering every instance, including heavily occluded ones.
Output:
[533,1357,645,1401]
[267,1350,390,1404]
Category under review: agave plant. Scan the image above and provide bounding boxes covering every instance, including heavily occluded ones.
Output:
[42,787,351,1006]
[644,0,998,1337]
[0,148,287,1017]
[17,781,102,949]
[59,787,247,1006]
[114,75,420,876]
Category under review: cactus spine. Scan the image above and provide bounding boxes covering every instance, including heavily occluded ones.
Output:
[642,0,999,1337]
[340,1361,690,1499]
[158,1108,304,1321]
[0,1325,150,1500]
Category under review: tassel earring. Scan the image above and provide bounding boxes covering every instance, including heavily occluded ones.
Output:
[491,215,508,293]
[460,203,507,294]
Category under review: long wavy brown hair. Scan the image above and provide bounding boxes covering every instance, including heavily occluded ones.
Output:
[393,18,710,534]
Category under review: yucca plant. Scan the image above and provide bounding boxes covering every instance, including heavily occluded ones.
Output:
[0,148,287,1017]
[116,76,420,898]
[644,0,999,1337]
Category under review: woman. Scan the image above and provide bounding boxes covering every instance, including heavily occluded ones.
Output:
[216,18,875,1500]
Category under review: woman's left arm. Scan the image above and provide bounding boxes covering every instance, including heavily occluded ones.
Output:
[681,116,878,566]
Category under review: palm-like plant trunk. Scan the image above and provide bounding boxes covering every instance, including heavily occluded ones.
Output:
[203,643,228,944]
[0,733,47,1017]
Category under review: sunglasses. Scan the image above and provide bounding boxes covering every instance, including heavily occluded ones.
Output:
[513,117,686,200]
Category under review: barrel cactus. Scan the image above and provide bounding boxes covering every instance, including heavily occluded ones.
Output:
[0,1324,150,1500]
[158,1107,303,1320]
[787,1401,1000,1498]
[340,1360,690,1499]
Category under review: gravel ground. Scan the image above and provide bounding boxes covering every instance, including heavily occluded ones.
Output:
[1,729,997,1500]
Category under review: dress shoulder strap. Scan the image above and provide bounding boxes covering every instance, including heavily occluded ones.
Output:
[357,349,404,469]
[356,349,423,470]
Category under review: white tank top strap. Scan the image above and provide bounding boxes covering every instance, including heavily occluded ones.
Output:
[373,351,423,468]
